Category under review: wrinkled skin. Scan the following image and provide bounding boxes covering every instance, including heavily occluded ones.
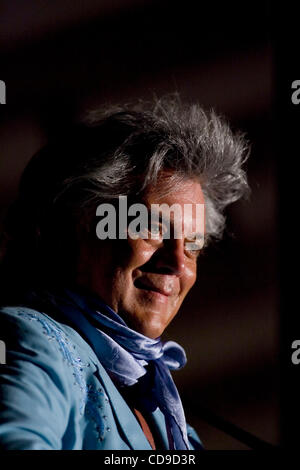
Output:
[77,173,205,339]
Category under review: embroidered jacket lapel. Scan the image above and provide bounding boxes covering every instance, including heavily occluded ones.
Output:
[94,361,152,450]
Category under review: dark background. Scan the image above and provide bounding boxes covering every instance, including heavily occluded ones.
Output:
[0,0,278,449]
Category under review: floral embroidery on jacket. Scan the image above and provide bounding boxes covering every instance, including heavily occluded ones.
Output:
[17,309,110,441]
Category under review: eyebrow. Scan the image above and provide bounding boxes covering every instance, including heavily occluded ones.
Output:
[149,210,204,239]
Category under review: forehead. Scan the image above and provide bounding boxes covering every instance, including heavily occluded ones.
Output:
[143,173,205,207]
[141,174,205,240]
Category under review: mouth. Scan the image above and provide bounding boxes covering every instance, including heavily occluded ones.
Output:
[134,278,174,298]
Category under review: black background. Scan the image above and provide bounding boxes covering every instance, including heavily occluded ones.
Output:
[0,0,291,451]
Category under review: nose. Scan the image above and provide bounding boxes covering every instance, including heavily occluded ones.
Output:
[152,238,185,276]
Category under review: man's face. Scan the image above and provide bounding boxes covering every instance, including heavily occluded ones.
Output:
[77,174,205,339]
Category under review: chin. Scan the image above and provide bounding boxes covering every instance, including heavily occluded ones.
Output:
[134,317,167,339]
[141,328,164,340]
[120,300,175,339]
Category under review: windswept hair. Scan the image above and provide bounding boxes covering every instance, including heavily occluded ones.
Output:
[0,96,249,302]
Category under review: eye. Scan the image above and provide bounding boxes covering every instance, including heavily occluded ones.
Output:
[185,242,200,250]
[149,221,169,239]
[127,222,149,239]
[184,236,204,257]
[150,222,160,235]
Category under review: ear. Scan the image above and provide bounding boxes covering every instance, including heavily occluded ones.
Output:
[75,210,95,243]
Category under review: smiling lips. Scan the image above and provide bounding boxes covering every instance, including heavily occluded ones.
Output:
[134,276,177,298]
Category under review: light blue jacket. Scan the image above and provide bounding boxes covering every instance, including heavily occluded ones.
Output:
[0,306,202,450]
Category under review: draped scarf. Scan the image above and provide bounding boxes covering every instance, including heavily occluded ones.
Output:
[26,288,190,450]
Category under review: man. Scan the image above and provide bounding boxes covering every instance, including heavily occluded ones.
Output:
[0,97,249,450]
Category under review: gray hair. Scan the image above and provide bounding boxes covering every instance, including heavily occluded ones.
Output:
[0,96,249,298]
[60,96,250,244]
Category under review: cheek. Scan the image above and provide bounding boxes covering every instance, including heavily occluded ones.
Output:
[126,239,156,269]
[107,240,156,292]
[103,239,144,271]
[181,264,197,296]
